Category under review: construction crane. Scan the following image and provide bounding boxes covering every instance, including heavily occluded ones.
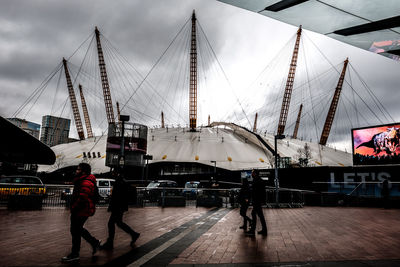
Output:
[320,58,349,146]
[62,58,85,140]
[79,84,93,138]
[95,27,115,125]
[277,26,302,136]
[292,104,303,139]
[189,10,198,131]
[253,113,258,132]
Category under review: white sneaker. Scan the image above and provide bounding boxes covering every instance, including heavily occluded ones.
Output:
[61,254,79,263]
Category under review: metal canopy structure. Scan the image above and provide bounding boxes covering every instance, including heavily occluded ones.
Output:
[0,116,56,165]
[217,0,400,61]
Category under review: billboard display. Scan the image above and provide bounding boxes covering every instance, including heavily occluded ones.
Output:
[352,123,400,165]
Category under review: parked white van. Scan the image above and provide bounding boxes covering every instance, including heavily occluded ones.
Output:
[61,178,115,203]
[97,178,115,200]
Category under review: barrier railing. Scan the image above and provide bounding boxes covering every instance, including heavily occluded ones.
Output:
[0,184,305,209]
[312,181,400,197]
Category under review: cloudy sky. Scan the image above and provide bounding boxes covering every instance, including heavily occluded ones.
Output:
[1,0,399,151]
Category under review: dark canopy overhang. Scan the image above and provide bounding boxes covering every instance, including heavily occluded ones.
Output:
[0,116,56,165]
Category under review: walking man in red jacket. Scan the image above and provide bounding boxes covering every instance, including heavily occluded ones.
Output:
[61,163,101,263]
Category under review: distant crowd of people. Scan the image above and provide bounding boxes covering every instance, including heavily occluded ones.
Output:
[354,153,400,165]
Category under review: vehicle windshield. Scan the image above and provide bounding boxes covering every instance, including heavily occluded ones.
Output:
[0,177,41,184]
[147,182,160,188]
[185,183,198,188]
[98,180,110,187]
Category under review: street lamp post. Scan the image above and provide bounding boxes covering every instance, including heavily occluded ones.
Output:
[210,160,216,181]
[143,154,153,181]
[118,115,130,173]
[274,134,285,207]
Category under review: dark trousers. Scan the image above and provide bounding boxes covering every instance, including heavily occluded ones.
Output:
[250,203,267,231]
[239,203,251,228]
[70,214,97,255]
[107,210,137,242]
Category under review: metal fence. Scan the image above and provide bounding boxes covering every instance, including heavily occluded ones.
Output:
[0,184,305,210]
[312,181,400,197]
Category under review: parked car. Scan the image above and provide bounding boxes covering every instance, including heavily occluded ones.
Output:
[61,178,115,203]
[182,181,201,199]
[0,176,46,199]
[144,180,179,202]
[97,178,115,200]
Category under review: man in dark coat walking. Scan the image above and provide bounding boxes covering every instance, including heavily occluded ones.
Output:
[238,178,252,231]
[246,169,268,236]
[100,172,140,250]
[61,163,101,263]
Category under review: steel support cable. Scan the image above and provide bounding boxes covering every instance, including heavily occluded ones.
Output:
[177,28,191,125]
[197,22,252,129]
[197,30,207,124]
[158,26,189,124]
[122,104,161,122]
[141,32,184,125]
[86,19,192,153]
[305,30,375,125]
[95,24,191,132]
[23,65,65,119]
[72,34,95,87]
[219,41,284,125]
[286,89,329,134]
[349,63,394,122]
[100,35,145,87]
[347,68,360,126]
[97,33,155,123]
[13,32,93,118]
[339,70,385,124]
[340,92,354,129]
[100,39,172,123]
[238,34,296,109]
[101,42,133,114]
[50,68,64,116]
[119,18,191,119]
[340,88,372,125]
[199,28,225,121]
[12,62,62,118]
[104,49,149,121]
[302,39,321,145]
[198,27,219,124]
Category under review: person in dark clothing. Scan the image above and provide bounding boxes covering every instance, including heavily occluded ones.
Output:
[61,163,101,263]
[100,172,140,250]
[238,178,252,231]
[246,169,268,236]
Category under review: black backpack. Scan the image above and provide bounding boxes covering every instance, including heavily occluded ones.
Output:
[85,178,100,204]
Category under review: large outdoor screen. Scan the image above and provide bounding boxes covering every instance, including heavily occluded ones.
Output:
[352,123,400,165]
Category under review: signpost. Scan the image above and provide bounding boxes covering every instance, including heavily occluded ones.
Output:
[274,134,285,207]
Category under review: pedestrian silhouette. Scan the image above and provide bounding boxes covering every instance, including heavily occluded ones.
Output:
[238,178,252,231]
[100,171,140,250]
[246,169,268,236]
[61,163,101,263]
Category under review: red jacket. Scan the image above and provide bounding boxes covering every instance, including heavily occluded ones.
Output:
[71,174,96,217]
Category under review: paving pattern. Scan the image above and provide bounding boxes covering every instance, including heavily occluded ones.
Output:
[0,206,399,266]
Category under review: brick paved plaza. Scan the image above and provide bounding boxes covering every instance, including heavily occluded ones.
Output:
[1,206,400,266]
